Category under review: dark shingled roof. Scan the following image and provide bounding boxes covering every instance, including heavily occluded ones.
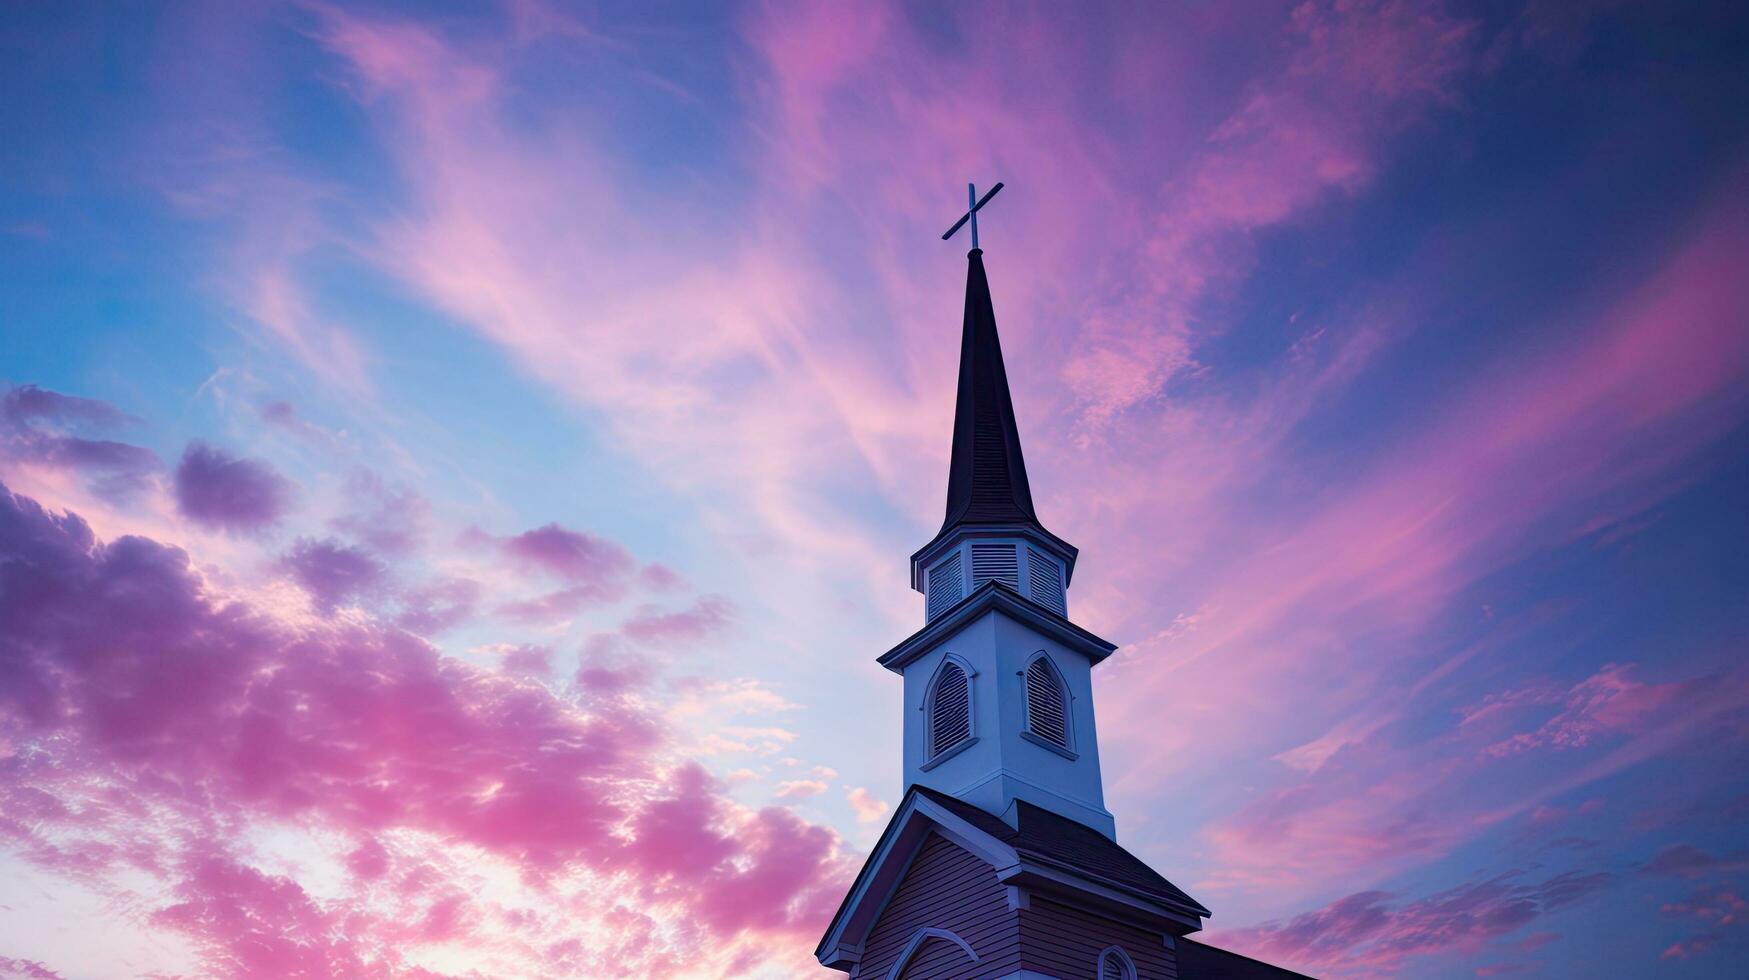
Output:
[939,249,1042,534]
[915,786,1209,917]
[1177,938,1316,979]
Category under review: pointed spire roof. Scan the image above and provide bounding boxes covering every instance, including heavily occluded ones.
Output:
[912,248,1077,589]
[940,248,1038,532]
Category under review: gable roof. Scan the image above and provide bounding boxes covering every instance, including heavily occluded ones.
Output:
[817,784,1208,971]
[915,787,1210,918]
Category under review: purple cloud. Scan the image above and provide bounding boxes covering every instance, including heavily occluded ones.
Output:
[477,523,641,620]
[0,385,160,499]
[1,385,139,429]
[392,576,481,635]
[280,537,386,614]
[1642,844,1749,879]
[173,441,293,532]
[0,480,847,976]
[621,596,735,646]
[1217,868,1613,975]
[502,523,635,584]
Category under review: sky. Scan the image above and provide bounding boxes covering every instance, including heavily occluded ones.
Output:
[0,1,1746,977]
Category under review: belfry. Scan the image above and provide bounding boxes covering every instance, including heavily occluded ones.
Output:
[816,196,1307,979]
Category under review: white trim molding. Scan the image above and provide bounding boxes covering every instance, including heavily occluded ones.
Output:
[886,927,978,980]
[922,652,979,764]
[1097,944,1137,980]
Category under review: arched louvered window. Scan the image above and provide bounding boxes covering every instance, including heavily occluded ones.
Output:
[1024,655,1070,750]
[928,660,972,758]
[1099,946,1137,980]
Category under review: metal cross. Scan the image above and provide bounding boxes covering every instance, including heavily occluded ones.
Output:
[941,181,1004,249]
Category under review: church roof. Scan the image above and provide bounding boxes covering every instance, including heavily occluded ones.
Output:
[817,783,1210,969]
[913,786,1210,918]
[1176,938,1314,978]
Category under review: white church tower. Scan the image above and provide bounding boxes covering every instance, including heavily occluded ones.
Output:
[878,246,1119,838]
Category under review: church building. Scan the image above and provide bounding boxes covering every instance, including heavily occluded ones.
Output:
[815,238,1309,979]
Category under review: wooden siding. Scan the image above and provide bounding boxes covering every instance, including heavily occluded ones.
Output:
[1019,895,1178,980]
[858,831,1021,979]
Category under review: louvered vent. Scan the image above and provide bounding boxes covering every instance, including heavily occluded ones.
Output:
[969,405,1018,516]
[1100,950,1134,980]
[1026,658,1069,748]
[970,543,1019,590]
[926,553,963,620]
[930,663,971,757]
[1026,547,1066,615]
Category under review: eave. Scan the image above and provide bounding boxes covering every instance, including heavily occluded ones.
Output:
[877,580,1118,673]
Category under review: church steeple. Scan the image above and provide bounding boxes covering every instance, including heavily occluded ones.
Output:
[884,230,1116,840]
[910,249,1079,614]
[940,248,1039,534]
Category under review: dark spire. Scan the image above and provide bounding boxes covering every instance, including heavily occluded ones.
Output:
[940,248,1040,533]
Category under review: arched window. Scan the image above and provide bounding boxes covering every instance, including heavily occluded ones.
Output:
[928,659,973,758]
[1024,654,1070,750]
[1098,946,1137,980]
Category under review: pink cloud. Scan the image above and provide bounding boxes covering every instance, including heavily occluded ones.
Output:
[620,595,735,646]
[1659,885,1746,961]
[775,780,828,800]
[638,562,684,591]
[0,958,62,980]
[847,787,889,824]
[1477,664,1689,757]
[0,482,848,975]
[152,851,408,979]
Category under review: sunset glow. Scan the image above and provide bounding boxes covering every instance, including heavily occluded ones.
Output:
[2,3,1747,977]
